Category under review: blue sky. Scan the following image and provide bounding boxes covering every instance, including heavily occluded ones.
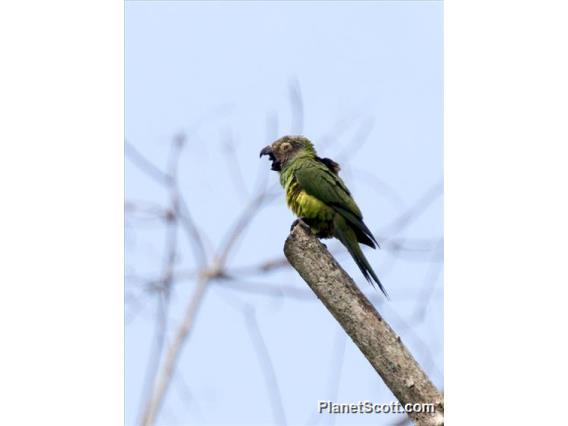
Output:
[125,2,443,425]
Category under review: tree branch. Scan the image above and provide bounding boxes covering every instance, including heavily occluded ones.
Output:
[139,276,210,426]
[283,224,444,426]
[243,305,287,426]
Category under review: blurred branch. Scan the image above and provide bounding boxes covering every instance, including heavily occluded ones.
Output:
[228,256,291,276]
[177,197,208,268]
[410,239,444,323]
[334,116,375,164]
[243,305,287,426]
[128,110,443,426]
[125,201,171,222]
[126,136,208,268]
[216,190,278,267]
[230,237,442,281]
[382,238,444,262]
[289,77,304,134]
[216,278,315,301]
[168,134,209,269]
[284,224,444,426]
[139,169,279,425]
[173,372,206,424]
[140,275,210,426]
[129,134,212,426]
[228,182,443,281]
[319,112,364,151]
[125,141,172,186]
[380,181,443,239]
[222,130,249,198]
[138,137,184,422]
[348,167,406,212]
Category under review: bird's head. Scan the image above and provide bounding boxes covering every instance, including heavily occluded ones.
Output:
[259,135,316,171]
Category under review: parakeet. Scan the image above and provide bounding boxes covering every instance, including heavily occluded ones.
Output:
[260,135,387,297]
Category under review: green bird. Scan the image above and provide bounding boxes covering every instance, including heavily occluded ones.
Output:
[260,135,387,297]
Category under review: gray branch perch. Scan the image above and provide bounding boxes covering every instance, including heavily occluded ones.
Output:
[284,224,444,426]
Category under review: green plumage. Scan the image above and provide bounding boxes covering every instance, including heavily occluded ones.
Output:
[260,136,387,297]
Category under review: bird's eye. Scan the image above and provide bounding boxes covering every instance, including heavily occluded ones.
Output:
[281,142,292,152]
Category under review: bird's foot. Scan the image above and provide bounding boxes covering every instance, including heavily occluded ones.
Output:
[290,217,311,232]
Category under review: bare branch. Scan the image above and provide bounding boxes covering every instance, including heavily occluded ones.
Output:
[410,239,444,323]
[129,121,443,426]
[284,224,443,426]
[222,130,249,198]
[125,141,172,186]
[334,116,375,164]
[228,256,291,276]
[289,77,304,134]
[230,235,442,282]
[267,111,279,140]
[348,167,406,212]
[216,278,315,301]
[137,140,182,421]
[243,305,287,426]
[177,197,208,268]
[139,276,210,426]
[380,181,443,239]
[216,191,278,266]
[318,113,363,151]
[125,201,171,221]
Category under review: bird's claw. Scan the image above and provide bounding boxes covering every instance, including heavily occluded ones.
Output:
[290,217,311,232]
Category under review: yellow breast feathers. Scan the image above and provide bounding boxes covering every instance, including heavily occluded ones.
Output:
[284,178,334,220]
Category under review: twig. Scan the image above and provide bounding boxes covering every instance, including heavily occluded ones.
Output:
[177,197,208,268]
[284,224,443,426]
[230,236,442,280]
[410,239,444,323]
[243,305,287,426]
[125,141,172,186]
[348,167,406,212]
[137,137,183,422]
[129,131,443,426]
[216,191,277,266]
[334,116,375,164]
[289,77,304,134]
[217,278,316,301]
[222,130,249,198]
[380,181,443,239]
[139,276,210,426]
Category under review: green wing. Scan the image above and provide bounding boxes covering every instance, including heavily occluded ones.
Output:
[294,162,379,248]
[295,162,358,213]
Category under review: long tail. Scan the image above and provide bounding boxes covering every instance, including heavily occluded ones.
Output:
[334,220,389,298]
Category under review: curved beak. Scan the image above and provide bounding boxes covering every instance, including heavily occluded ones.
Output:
[260,144,281,171]
[259,145,273,158]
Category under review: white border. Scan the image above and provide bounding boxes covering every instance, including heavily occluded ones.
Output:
[1,1,568,424]
[0,1,124,425]
[446,0,568,424]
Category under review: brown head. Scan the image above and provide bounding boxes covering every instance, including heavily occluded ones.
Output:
[259,135,316,171]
